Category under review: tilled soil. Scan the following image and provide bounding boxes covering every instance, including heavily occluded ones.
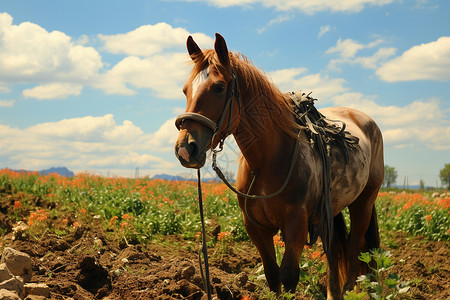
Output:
[0,193,449,299]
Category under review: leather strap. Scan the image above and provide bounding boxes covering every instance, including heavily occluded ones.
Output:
[175,112,217,132]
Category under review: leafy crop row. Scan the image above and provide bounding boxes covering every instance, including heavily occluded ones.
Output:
[0,169,247,243]
[1,169,448,243]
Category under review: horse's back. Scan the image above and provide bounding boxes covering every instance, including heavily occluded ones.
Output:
[319,107,381,143]
[319,106,383,160]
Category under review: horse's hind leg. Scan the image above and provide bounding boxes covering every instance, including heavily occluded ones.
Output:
[344,187,380,291]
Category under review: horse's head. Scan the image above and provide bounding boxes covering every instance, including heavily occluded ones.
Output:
[174,33,240,169]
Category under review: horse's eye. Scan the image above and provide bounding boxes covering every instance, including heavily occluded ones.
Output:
[212,83,225,94]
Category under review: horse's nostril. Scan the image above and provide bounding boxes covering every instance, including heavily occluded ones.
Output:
[188,141,198,158]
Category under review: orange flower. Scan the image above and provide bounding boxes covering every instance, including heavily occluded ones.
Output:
[312,251,321,259]
[110,216,118,227]
[80,208,87,214]
[14,201,22,209]
[218,231,231,241]
[73,222,79,228]
[426,214,432,221]
[273,235,285,247]
[27,210,49,226]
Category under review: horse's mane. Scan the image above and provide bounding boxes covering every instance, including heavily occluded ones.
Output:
[189,50,300,140]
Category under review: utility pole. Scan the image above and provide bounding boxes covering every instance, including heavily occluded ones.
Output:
[135,166,140,178]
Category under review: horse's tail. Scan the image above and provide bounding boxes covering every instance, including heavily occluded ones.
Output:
[362,205,380,275]
[365,205,380,250]
[333,212,349,290]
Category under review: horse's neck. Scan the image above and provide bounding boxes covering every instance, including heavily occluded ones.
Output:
[233,97,292,173]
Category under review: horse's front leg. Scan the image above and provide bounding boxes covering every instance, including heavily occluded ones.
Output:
[243,216,281,293]
[280,206,308,292]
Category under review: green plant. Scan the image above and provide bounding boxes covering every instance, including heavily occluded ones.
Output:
[298,254,327,299]
[352,249,409,300]
[344,289,368,300]
[214,231,233,258]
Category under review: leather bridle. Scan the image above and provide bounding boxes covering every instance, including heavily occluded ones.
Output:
[175,68,240,149]
[175,67,301,200]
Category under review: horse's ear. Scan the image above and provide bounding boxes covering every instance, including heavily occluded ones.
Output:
[214,33,230,66]
[187,35,202,61]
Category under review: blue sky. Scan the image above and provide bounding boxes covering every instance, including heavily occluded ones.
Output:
[0,0,449,186]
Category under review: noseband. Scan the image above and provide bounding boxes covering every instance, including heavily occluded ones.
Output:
[175,69,240,146]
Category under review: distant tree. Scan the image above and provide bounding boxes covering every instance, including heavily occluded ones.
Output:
[439,163,450,189]
[383,165,398,188]
[420,179,425,191]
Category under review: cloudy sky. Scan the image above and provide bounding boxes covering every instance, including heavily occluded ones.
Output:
[0,0,449,186]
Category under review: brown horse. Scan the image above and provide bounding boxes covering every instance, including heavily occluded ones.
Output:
[174,33,384,299]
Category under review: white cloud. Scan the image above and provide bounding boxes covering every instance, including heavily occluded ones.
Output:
[0,13,209,101]
[326,38,367,58]
[93,53,189,99]
[0,13,103,84]
[353,47,397,69]
[376,36,450,82]
[326,38,396,71]
[145,118,179,152]
[99,22,213,56]
[268,67,348,101]
[257,13,294,34]
[183,0,394,14]
[331,92,450,150]
[27,114,144,143]
[87,152,165,168]
[318,25,331,38]
[0,114,178,174]
[22,83,82,100]
[0,99,14,107]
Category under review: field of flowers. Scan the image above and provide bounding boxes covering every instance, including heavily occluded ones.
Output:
[1,169,448,243]
[0,169,249,243]
[0,168,449,299]
[376,191,449,241]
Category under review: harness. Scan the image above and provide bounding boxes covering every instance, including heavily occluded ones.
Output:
[286,91,358,252]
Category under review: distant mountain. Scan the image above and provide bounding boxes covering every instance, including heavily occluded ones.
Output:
[4,166,75,177]
[39,167,74,177]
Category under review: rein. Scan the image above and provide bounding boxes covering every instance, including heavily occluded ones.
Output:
[211,132,300,200]
[196,169,212,300]
[176,69,241,300]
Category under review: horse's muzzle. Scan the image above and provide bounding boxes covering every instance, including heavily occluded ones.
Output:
[174,132,207,169]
